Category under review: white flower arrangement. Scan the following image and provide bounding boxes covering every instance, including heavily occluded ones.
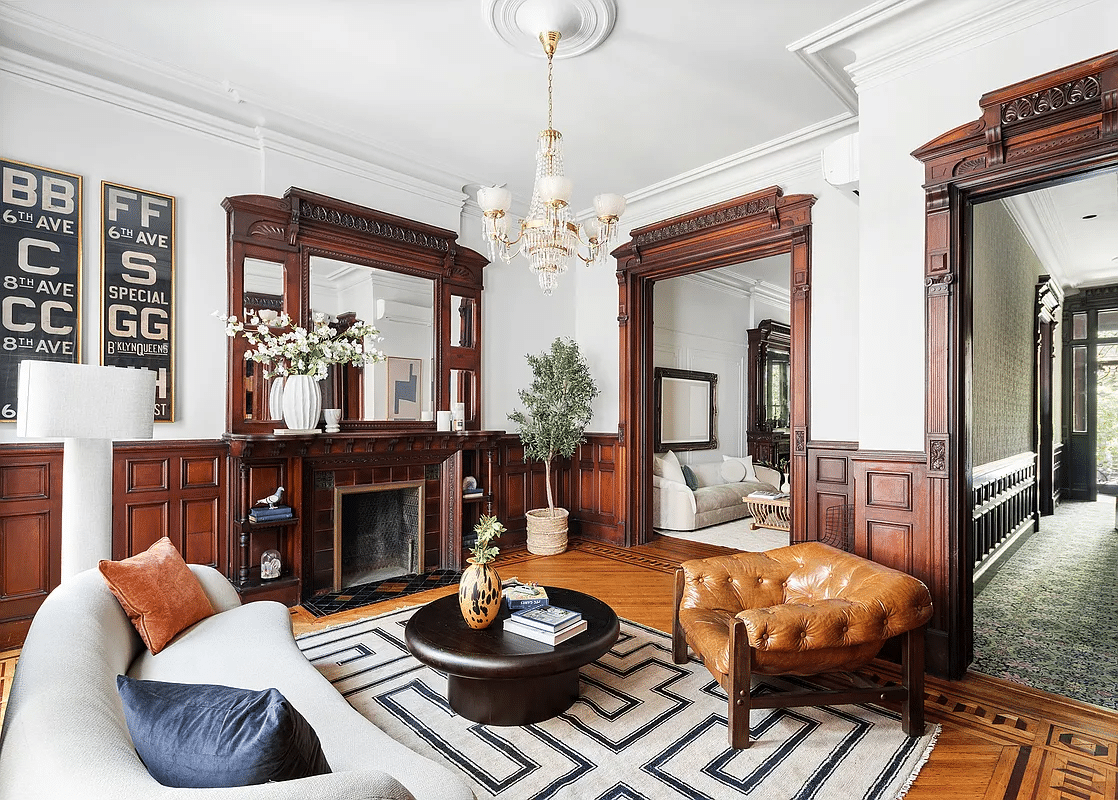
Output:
[218,309,385,381]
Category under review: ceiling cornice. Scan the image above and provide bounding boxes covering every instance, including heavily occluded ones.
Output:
[0,4,474,204]
[684,271,792,307]
[618,114,855,233]
[1001,194,1070,289]
[788,0,1099,103]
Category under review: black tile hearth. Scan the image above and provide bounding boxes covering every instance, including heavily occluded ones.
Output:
[301,570,461,617]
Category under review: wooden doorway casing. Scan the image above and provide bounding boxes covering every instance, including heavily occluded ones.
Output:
[612,186,816,546]
[913,50,1118,677]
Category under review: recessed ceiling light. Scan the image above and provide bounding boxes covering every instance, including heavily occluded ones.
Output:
[1082,214,1098,219]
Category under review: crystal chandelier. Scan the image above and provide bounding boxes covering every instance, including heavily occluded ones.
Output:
[477,30,626,295]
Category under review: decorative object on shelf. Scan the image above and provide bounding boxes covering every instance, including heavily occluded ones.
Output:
[476,8,625,296]
[248,505,293,524]
[462,475,479,493]
[452,401,466,431]
[458,514,506,630]
[436,410,452,431]
[260,549,281,580]
[280,374,321,432]
[508,338,598,555]
[323,408,341,434]
[255,486,285,508]
[217,309,384,431]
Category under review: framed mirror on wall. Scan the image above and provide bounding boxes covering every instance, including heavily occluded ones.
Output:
[223,187,487,435]
[653,367,718,452]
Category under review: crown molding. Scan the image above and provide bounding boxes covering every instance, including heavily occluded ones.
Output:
[0,47,260,150]
[788,0,1099,103]
[616,114,855,234]
[255,129,466,208]
[787,0,922,112]
[0,4,472,207]
[683,271,791,307]
[1001,193,1070,289]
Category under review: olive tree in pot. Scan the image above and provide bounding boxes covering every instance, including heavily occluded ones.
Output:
[507,337,599,555]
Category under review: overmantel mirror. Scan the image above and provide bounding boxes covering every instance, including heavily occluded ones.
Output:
[223,187,487,435]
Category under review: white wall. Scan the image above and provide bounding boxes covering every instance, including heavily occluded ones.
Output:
[852,0,1117,451]
[653,267,791,465]
[575,119,862,443]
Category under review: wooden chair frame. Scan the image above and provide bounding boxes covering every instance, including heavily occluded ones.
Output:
[672,568,926,749]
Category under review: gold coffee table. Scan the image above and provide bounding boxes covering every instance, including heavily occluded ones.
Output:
[744,494,791,531]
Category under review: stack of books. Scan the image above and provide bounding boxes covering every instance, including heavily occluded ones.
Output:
[503,605,587,645]
[501,579,549,610]
[248,505,293,523]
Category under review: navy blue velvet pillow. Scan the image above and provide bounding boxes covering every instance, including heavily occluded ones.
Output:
[117,676,331,788]
[681,464,700,491]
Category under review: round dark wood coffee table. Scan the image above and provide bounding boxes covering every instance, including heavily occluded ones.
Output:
[404,586,619,726]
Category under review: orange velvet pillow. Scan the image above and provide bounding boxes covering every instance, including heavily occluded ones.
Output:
[99,537,215,654]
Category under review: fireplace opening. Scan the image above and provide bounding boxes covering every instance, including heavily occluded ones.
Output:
[334,481,423,591]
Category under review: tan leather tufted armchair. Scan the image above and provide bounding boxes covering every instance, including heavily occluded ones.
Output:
[672,542,933,748]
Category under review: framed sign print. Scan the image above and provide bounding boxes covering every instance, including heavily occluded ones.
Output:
[0,158,82,422]
[100,182,174,422]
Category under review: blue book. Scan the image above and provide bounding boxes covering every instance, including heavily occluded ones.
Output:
[249,506,293,521]
[503,583,549,610]
[512,605,582,631]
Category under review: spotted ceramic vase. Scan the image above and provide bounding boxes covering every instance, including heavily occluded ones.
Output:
[459,558,502,630]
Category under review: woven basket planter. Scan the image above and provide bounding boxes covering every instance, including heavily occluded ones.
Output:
[525,508,569,555]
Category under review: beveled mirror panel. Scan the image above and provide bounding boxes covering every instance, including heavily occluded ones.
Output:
[450,295,477,349]
[241,258,286,421]
[310,255,435,422]
[450,368,476,424]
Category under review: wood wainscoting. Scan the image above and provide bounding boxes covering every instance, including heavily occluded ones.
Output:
[494,433,623,548]
[0,445,62,650]
[112,440,227,571]
[0,440,226,650]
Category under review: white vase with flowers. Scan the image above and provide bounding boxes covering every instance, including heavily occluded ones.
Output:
[219,309,384,431]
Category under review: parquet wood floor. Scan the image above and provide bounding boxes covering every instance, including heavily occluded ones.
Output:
[1,536,1112,800]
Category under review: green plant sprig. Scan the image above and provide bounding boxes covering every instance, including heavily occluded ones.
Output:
[470,514,505,564]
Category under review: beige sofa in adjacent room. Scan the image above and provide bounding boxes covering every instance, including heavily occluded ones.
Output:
[652,451,782,531]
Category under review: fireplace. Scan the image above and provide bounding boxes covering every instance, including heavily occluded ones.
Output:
[333,480,424,592]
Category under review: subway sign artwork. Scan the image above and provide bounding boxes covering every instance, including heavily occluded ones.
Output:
[0,159,82,422]
[101,182,174,422]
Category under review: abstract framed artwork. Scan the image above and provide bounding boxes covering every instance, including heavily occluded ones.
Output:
[387,356,422,420]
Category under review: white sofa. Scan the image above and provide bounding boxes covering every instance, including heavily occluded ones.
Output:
[653,455,782,531]
[0,564,475,800]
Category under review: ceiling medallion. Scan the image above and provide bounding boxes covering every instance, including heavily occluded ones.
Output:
[484,0,617,59]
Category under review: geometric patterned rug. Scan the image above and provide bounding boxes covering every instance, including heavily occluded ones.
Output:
[972,497,1118,710]
[297,608,939,800]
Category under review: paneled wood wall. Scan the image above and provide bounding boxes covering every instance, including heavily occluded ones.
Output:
[0,445,62,649]
[494,433,622,547]
[112,441,227,570]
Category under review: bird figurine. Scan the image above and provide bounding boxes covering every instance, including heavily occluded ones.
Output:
[255,486,285,508]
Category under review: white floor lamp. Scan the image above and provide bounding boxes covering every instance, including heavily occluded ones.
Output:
[16,361,156,580]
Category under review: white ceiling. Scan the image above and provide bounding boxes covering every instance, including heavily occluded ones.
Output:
[2,1,1112,290]
[0,0,870,207]
[1002,170,1118,292]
